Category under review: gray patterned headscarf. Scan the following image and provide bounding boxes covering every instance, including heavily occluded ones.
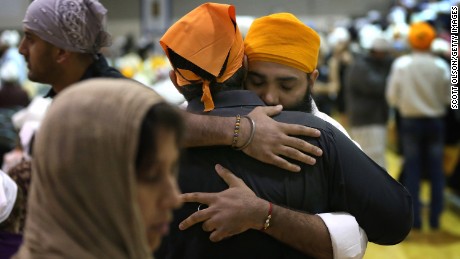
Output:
[23,0,111,54]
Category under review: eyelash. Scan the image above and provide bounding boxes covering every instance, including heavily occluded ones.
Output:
[281,85,293,91]
[249,79,265,86]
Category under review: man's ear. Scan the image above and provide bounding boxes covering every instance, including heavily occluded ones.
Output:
[55,48,71,64]
[308,69,320,92]
[243,54,248,70]
[310,69,319,81]
[169,70,182,93]
[242,55,248,86]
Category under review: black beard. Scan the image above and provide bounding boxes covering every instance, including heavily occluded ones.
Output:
[283,85,313,113]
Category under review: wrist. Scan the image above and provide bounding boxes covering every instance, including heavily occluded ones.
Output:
[250,198,272,230]
[231,115,242,148]
[233,115,255,150]
[260,201,273,231]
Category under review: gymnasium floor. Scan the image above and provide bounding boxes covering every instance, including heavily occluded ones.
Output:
[364,151,460,259]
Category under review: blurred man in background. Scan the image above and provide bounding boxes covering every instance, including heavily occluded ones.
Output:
[386,22,450,230]
[345,37,393,168]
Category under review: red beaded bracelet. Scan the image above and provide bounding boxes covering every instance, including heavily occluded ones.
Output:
[261,202,272,231]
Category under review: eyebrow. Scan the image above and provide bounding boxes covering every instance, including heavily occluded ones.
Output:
[23,31,35,39]
[247,71,266,80]
[276,76,298,82]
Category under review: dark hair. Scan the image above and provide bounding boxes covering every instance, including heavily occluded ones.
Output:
[135,102,184,178]
[167,48,245,101]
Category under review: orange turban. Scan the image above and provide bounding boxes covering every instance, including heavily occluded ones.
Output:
[244,13,320,73]
[160,3,244,112]
[408,22,436,50]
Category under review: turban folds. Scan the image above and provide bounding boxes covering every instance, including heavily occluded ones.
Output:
[408,22,436,50]
[160,3,244,112]
[244,13,320,73]
[23,0,111,54]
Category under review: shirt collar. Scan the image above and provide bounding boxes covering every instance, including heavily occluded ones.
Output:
[187,90,265,112]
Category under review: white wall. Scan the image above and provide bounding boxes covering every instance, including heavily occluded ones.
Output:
[171,0,393,19]
[0,0,394,39]
[98,0,141,38]
[96,0,394,38]
[0,0,29,30]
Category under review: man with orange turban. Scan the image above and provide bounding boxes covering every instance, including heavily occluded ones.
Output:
[386,22,450,230]
[157,3,412,259]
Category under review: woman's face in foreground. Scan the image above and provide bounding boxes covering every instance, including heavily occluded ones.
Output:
[136,128,182,251]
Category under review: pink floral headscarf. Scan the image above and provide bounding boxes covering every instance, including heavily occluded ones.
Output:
[23,0,111,54]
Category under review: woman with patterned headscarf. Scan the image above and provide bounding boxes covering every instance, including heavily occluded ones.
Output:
[14,78,184,258]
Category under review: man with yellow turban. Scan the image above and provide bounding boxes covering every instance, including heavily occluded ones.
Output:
[244,13,353,136]
[386,22,450,230]
[243,13,368,258]
[157,4,412,259]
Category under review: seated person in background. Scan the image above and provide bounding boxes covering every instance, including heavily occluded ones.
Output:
[0,169,22,259]
[5,158,32,233]
[14,78,183,258]
[157,3,412,259]
[0,61,29,110]
[0,61,30,169]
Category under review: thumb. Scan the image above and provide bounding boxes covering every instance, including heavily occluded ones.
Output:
[215,164,244,188]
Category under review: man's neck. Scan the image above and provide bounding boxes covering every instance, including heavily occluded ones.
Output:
[187,90,264,112]
[52,56,94,94]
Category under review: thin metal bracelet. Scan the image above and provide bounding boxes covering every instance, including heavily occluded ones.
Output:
[234,115,256,150]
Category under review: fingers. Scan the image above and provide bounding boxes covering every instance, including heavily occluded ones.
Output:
[201,219,215,232]
[249,105,283,117]
[279,122,321,138]
[215,164,245,187]
[179,209,232,242]
[281,135,323,157]
[277,145,316,165]
[265,154,301,172]
[179,209,211,230]
[186,215,232,242]
[209,229,230,242]
[181,192,216,204]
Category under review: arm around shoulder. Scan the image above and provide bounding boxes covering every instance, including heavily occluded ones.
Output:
[327,126,413,245]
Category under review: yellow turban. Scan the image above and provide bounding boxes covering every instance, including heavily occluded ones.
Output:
[160,3,244,112]
[244,13,320,73]
[408,22,436,50]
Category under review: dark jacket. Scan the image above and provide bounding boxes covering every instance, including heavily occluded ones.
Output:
[0,231,22,259]
[345,54,393,126]
[160,90,412,259]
